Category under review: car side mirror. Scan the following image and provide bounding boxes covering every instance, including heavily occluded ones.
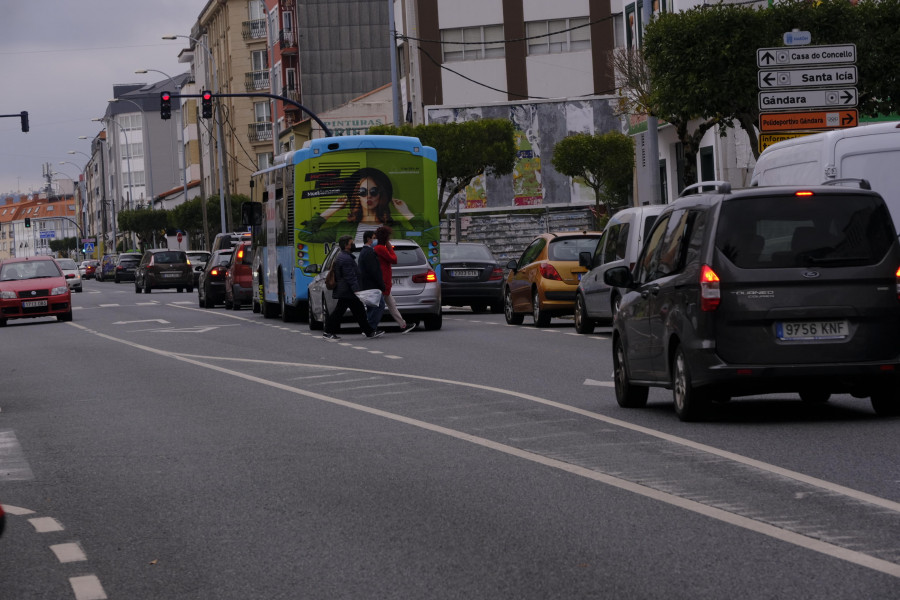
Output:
[578,251,593,269]
[506,259,518,272]
[603,266,634,288]
[303,264,321,275]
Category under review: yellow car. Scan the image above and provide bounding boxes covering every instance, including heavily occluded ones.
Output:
[504,231,603,327]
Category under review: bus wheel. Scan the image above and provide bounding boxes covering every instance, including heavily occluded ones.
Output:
[262,300,278,319]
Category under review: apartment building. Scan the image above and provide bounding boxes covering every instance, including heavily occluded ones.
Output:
[0,196,79,260]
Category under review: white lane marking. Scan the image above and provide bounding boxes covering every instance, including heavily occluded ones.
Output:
[70,575,107,600]
[0,430,35,480]
[584,379,615,387]
[51,542,87,563]
[385,355,403,360]
[29,517,64,533]
[98,304,120,307]
[67,323,900,577]
[2,504,34,515]
[112,319,169,325]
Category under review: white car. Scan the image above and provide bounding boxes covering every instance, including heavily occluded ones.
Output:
[55,258,83,292]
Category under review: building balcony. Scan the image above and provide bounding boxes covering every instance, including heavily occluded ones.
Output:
[242,19,267,40]
[280,0,296,10]
[279,30,298,53]
[282,86,301,105]
[248,122,273,143]
[245,70,270,92]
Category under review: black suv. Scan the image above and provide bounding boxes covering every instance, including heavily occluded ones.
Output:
[604,181,900,421]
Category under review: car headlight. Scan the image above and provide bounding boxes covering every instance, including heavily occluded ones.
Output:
[51,286,68,295]
[0,290,15,299]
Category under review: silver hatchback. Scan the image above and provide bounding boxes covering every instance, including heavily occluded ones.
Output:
[307,239,442,331]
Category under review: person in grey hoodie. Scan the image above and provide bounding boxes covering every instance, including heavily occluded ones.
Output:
[323,235,383,340]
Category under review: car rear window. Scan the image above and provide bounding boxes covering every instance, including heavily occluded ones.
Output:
[154,252,187,264]
[395,246,426,267]
[548,237,601,261]
[441,244,494,261]
[716,194,896,269]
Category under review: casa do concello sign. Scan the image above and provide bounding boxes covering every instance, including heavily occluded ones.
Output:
[756,36,858,152]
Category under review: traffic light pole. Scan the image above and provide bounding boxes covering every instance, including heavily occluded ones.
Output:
[167,92,332,137]
[0,111,29,132]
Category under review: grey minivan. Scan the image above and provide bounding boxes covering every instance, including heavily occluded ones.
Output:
[575,204,665,333]
[604,180,900,421]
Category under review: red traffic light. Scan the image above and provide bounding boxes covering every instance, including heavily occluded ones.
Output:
[202,92,212,101]
[161,92,171,101]
[201,90,213,118]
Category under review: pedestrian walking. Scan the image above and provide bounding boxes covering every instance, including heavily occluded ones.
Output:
[358,230,386,331]
[323,235,383,340]
[373,226,416,334]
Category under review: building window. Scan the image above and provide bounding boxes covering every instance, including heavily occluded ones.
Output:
[526,17,591,55]
[257,152,273,170]
[120,142,144,160]
[441,25,504,62]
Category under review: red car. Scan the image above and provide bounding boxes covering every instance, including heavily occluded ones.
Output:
[225,241,253,310]
[0,256,73,326]
[80,260,98,279]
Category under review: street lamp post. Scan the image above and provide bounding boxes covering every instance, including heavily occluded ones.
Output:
[163,34,228,235]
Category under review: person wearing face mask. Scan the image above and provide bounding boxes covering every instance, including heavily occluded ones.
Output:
[323,235,384,340]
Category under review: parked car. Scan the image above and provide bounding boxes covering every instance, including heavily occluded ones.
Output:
[134,249,194,293]
[224,241,252,310]
[211,231,251,253]
[96,254,117,281]
[574,205,665,333]
[186,251,211,287]
[604,180,900,421]
[113,252,142,283]
[79,259,98,279]
[440,242,504,313]
[54,257,83,292]
[504,231,602,327]
[0,256,73,326]
[198,249,234,308]
[307,239,442,330]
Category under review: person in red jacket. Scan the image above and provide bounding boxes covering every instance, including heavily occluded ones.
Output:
[374,226,416,334]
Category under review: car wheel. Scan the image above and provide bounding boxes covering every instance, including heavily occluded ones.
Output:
[672,346,709,422]
[800,390,831,404]
[504,288,524,325]
[186,286,193,293]
[262,299,278,318]
[613,336,648,408]
[574,294,595,334]
[490,302,503,314]
[308,296,324,330]
[143,280,151,293]
[532,289,551,328]
[423,311,443,331]
[135,282,141,294]
[57,310,73,323]
[610,292,622,323]
[177,287,184,293]
[870,384,900,417]
[0,318,7,327]
[198,292,204,308]
[114,276,120,283]
[225,297,233,310]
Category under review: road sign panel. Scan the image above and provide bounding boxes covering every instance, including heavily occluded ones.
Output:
[759,110,858,132]
[758,66,856,89]
[783,31,811,46]
[759,88,857,111]
[759,132,813,153]
[84,243,95,253]
[757,44,857,68]
[39,231,56,239]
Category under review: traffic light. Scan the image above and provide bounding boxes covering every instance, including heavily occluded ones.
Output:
[160,91,172,120]
[201,91,213,119]
[24,217,31,228]
[20,111,29,132]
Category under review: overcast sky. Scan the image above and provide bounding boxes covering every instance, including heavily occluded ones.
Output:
[0,0,210,195]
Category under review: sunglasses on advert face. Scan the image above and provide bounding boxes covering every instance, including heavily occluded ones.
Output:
[358,187,380,197]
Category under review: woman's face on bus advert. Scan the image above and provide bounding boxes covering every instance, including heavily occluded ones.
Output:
[357,177,384,213]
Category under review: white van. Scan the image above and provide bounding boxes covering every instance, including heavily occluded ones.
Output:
[751,121,900,231]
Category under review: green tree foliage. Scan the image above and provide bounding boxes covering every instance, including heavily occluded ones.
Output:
[551,131,635,223]
[116,195,247,251]
[118,207,168,251]
[49,236,78,257]
[641,0,900,186]
[370,120,517,216]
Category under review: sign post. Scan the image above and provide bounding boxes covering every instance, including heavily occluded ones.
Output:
[757,40,858,153]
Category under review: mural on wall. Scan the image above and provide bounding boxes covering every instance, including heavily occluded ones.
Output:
[427,98,623,209]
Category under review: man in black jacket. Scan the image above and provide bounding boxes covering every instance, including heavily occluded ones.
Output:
[323,235,382,340]
[358,230,386,331]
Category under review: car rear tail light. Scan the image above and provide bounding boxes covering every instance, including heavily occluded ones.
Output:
[896,266,900,300]
[700,264,720,311]
[211,268,222,276]
[412,269,437,283]
[488,267,504,281]
[795,191,814,197]
[540,263,562,281]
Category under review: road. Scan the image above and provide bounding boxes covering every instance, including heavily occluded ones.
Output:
[1,280,899,599]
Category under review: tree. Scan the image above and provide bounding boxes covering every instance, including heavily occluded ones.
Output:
[640,0,900,188]
[369,120,517,216]
[49,236,78,258]
[552,131,635,225]
[118,207,167,251]
[168,195,246,249]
